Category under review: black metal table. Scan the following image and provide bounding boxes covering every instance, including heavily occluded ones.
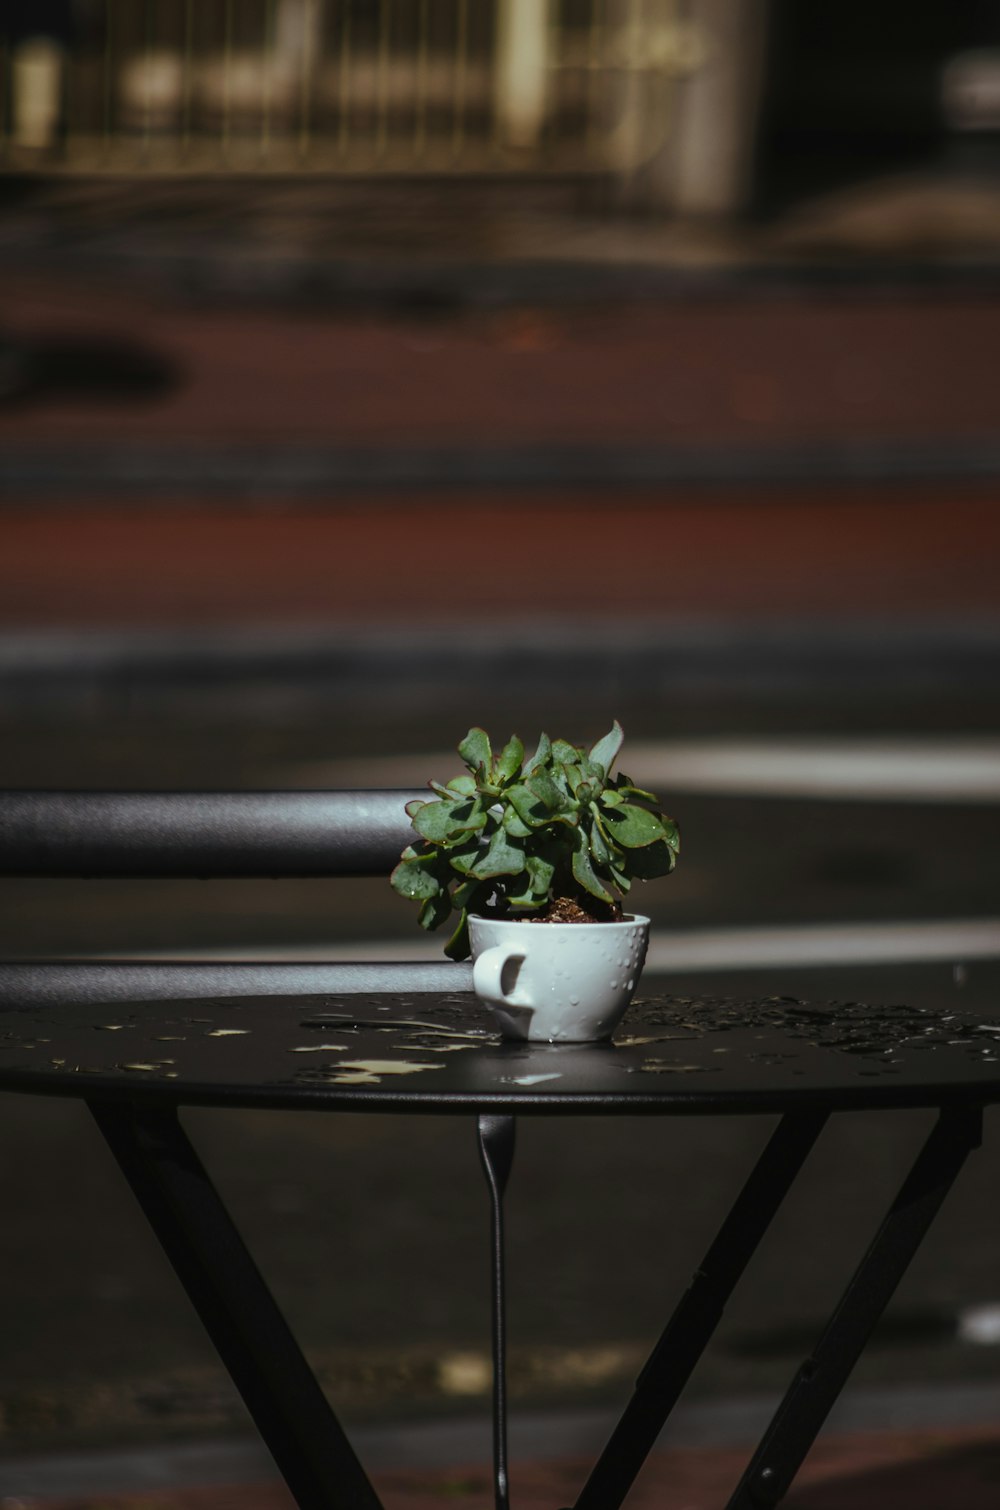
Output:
[2,987,999,1510]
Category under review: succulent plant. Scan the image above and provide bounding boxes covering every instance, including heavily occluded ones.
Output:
[391,720,679,960]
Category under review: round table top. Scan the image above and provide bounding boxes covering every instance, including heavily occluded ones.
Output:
[2,990,1000,1114]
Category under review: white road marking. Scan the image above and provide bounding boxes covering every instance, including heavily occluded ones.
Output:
[644,918,1000,971]
[958,1306,1000,1345]
[626,739,1000,803]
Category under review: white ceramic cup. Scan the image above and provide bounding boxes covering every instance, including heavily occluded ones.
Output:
[469,914,650,1042]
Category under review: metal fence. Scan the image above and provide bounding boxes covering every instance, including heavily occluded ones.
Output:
[0,0,706,177]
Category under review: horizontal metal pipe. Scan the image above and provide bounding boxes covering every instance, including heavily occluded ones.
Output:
[0,790,426,877]
[0,958,472,1007]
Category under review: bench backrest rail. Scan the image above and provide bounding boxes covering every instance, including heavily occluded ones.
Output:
[0,789,427,877]
[0,789,474,1004]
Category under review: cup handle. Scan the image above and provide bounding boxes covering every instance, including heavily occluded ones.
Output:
[473,945,527,1008]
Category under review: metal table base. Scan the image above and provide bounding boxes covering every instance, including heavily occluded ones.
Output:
[2,988,998,1509]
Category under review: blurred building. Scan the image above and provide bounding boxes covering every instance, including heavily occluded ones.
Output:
[4,1,1000,222]
[0,0,766,215]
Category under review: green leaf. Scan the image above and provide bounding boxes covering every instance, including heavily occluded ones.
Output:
[551,738,580,765]
[494,734,524,784]
[589,721,624,776]
[505,882,545,910]
[606,834,628,871]
[571,831,613,903]
[418,890,453,931]
[590,803,613,842]
[526,769,568,815]
[587,806,610,865]
[567,755,607,803]
[526,853,555,896]
[622,837,677,880]
[471,827,526,880]
[444,908,471,961]
[602,802,668,849]
[458,727,492,774]
[502,804,533,839]
[506,783,547,828]
[614,775,659,805]
[445,880,495,958]
[562,762,585,797]
[410,797,485,843]
[661,816,681,855]
[452,877,484,912]
[445,774,478,796]
[390,857,441,901]
[447,835,486,875]
[523,732,551,776]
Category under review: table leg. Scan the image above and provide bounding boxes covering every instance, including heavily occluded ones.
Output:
[88,1100,383,1510]
[573,1110,828,1510]
[478,1113,517,1510]
[726,1103,983,1509]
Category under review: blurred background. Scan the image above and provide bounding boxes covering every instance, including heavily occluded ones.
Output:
[1,0,1000,1498]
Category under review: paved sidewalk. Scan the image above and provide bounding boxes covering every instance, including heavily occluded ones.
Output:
[4,270,1000,458]
[1,264,998,655]
[1,268,999,641]
[16,1425,1000,1509]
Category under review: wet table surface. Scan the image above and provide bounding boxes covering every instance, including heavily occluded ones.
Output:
[2,990,1000,1114]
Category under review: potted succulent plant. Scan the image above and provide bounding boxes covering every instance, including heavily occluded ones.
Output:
[391,721,679,1041]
